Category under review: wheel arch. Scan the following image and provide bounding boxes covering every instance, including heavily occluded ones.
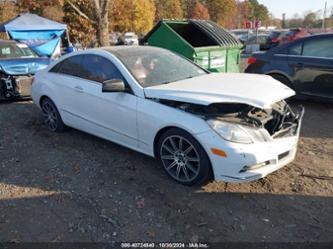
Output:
[153,125,208,158]
[153,126,181,158]
[152,125,212,161]
[267,71,293,84]
[39,95,52,108]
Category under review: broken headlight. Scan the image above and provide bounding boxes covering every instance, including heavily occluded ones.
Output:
[207,120,253,144]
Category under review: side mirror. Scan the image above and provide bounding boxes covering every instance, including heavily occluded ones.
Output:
[102,79,126,93]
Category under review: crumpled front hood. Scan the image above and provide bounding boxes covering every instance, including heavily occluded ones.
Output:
[0,57,51,75]
[144,73,295,109]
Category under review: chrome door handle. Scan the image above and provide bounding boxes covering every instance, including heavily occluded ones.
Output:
[74,86,84,92]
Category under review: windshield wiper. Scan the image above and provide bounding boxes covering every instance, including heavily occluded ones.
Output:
[159,80,172,85]
[156,75,198,86]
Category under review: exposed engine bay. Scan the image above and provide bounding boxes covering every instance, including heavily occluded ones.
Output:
[0,72,33,100]
[158,99,304,139]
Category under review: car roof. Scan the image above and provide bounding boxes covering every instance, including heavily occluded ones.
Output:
[308,32,333,37]
[268,33,333,53]
[289,32,333,41]
[102,45,168,56]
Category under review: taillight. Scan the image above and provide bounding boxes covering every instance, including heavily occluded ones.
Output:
[247,57,257,65]
[272,38,280,43]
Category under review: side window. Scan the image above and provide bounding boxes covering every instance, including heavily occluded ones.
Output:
[82,55,123,83]
[56,55,87,77]
[288,42,303,56]
[303,38,333,58]
[49,61,63,73]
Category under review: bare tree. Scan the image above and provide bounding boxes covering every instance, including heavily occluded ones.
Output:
[92,0,110,46]
[67,0,110,46]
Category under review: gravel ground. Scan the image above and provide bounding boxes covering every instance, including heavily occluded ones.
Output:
[0,99,332,243]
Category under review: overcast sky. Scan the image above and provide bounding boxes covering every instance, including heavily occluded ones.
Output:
[259,0,333,19]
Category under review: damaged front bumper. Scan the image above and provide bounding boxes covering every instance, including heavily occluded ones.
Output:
[196,106,305,183]
[0,75,34,100]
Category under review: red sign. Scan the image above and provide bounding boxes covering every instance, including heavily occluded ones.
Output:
[255,20,261,29]
[245,21,252,29]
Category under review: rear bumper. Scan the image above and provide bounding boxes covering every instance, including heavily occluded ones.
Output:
[196,108,304,183]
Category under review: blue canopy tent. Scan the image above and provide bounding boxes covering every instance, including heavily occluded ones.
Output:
[0,13,68,57]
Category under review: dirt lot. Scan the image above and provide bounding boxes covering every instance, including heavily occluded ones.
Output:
[0,100,333,243]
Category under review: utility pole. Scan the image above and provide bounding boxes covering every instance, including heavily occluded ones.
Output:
[282,13,286,29]
[322,1,327,30]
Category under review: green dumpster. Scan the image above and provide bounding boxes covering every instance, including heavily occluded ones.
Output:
[141,20,243,73]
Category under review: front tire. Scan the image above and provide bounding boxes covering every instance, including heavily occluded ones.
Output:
[157,128,212,186]
[41,97,65,132]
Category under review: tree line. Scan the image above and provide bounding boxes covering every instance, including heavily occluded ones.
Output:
[284,11,333,29]
[0,0,270,46]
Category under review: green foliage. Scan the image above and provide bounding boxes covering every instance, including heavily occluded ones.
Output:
[303,12,318,28]
[247,0,269,25]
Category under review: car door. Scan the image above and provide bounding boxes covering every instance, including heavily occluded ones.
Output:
[48,54,87,121]
[69,54,138,149]
[288,36,333,98]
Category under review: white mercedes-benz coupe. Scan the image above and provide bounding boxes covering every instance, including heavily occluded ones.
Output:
[32,46,304,185]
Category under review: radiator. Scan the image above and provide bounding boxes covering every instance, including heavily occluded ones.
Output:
[15,76,33,97]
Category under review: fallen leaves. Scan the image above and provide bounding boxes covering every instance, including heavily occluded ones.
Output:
[136,198,145,209]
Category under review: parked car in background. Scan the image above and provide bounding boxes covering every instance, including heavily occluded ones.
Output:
[73,42,84,51]
[109,32,121,45]
[0,40,51,100]
[230,29,254,43]
[266,30,289,49]
[246,33,333,101]
[245,34,270,50]
[281,28,310,43]
[32,46,303,185]
[123,32,139,46]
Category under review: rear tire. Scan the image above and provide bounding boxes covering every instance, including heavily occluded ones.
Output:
[41,97,65,132]
[157,128,212,186]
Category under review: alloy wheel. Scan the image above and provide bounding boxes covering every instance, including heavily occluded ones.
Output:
[41,100,58,131]
[160,135,201,183]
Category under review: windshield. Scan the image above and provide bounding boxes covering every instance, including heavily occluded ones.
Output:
[113,48,208,87]
[0,43,38,59]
